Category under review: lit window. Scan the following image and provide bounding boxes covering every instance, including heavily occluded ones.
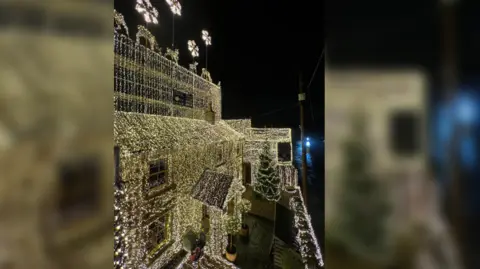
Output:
[146,213,171,255]
[148,160,168,190]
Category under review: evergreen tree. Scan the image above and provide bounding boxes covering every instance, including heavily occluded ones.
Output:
[254,142,281,201]
[328,111,392,264]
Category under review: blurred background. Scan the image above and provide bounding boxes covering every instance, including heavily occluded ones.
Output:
[2,0,480,268]
[0,1,113,269]
[325,0,479,268]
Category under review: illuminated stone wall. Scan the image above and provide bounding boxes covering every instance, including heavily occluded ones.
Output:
[114,113,244,268]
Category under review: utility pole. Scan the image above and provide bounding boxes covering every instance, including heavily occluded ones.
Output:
[299,73,308,205]
[441,0,463,266]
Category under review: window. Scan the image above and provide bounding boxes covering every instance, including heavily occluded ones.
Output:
[389,111,420,156]
[146,213,171,255]
[173,90,193,108]
[58,157,100,223]
[277,142,292,162]
[147,160,168,190]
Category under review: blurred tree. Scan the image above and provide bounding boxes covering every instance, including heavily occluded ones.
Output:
[326,111,392,267]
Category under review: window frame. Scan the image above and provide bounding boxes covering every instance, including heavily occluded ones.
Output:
[277,142,292,163]
[147,159,168,191]
[146,211,172,257]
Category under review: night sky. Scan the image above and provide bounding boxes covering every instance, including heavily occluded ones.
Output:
[114,0,324,134]
[327,0,480,97]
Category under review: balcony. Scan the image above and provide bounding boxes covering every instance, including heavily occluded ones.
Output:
[246,128,291,142]
[113,30,221,120]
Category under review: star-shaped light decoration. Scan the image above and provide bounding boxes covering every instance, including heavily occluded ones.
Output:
[136,0,159,24]
[202,30,212,46]
[166,0,182,16]
[187,40,199,58]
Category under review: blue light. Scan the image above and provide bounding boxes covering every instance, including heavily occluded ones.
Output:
[306,137,310,141]
[306,141,311,147]
[455,92,478,125]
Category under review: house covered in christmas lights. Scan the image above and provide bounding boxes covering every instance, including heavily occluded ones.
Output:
[113,7,323,268]
[113,16,246,269]
[225,120,324,268]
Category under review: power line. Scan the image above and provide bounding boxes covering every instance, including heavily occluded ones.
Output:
[306,48,325,126]
[307,49,324,90]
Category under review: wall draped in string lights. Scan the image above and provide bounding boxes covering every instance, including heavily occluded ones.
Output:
[113,10,246,269]
[113,14,221,122]
[224,120,297,190]
[114,113,245,269]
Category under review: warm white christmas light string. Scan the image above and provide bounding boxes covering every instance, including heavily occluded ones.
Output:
[290,188,324,268]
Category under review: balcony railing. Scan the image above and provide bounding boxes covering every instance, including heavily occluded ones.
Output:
[246,128,291,142]
[114,31,221,120]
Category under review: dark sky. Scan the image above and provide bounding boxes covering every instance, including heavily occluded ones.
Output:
[327,0,480,100]
[114,0,324,134]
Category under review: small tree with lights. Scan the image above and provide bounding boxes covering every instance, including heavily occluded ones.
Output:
[225,214,241,262]
[326,111,392,268]
[238,198,252,238]
[254,142,281,201]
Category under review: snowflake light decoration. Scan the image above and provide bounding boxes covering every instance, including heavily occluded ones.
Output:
[166,0,182,16]
[202,30,212,46]
[136,0,159,24]
[187,40,199,58]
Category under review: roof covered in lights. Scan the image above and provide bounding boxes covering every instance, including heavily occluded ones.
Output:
[191,170,234,209]
[114,112,243,153]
